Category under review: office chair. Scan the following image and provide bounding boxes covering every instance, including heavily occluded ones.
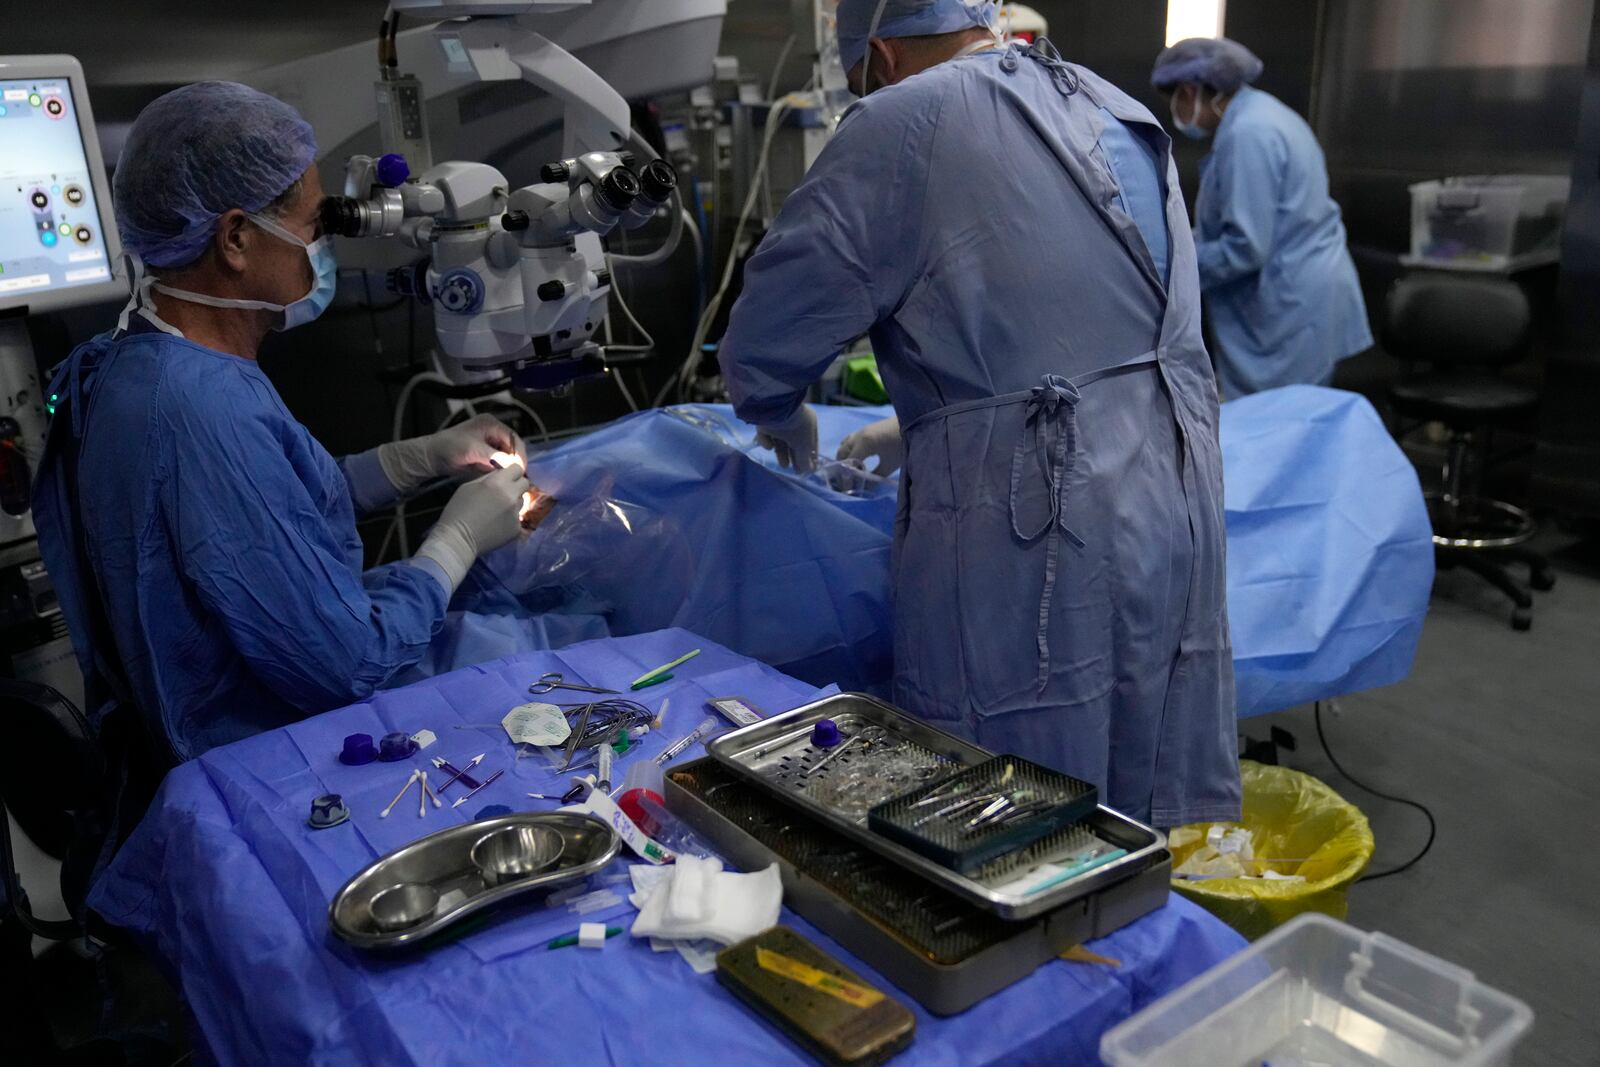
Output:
[0,678,183,1063]
[1385,274,1555,630]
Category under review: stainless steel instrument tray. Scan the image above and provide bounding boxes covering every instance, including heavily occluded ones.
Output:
[666,759,1171,1015]
[329,812,620,949]
[706,693,1166,921]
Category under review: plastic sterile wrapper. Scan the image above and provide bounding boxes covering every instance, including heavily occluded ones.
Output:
[475,471,698,636]
[1169,761,1375,940]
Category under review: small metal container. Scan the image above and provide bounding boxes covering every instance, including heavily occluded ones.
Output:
[470,824,565,886]
[369,883,440,931]
[329,812,619,949]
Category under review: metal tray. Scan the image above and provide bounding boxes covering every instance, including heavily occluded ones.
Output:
[329,812,620,949]
[667,759,1171,1015]
[706,693,1166,921]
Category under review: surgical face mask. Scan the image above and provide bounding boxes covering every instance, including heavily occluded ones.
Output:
[150,213,337,331]
[1171,91,1213,141]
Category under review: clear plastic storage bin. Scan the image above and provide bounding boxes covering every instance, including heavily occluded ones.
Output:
[1409,175,1570,271]
[1100,913,1533,1067]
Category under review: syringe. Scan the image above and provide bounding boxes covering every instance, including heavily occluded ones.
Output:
[654,715,721,766]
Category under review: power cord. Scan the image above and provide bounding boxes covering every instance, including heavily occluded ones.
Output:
[1313,701,1437,882]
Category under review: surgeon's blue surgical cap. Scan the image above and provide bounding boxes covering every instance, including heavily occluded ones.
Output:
[1151,37,1265,95]
[113,81,318,269]
[836,0,1000,78]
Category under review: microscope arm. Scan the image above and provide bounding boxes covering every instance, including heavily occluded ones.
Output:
[449,18,631,156]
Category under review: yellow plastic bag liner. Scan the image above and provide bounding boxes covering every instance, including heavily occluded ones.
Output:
[1169,760,1374,940]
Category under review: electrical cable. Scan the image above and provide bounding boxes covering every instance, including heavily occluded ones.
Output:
[602,255,656,355]
[1313,701,1437,883]
[681,205,707,324]
[654,93,803,408]
[612,370,641,413]
[766,34,798,104]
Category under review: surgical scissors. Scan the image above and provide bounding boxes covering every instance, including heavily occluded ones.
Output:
[528,672,617,696]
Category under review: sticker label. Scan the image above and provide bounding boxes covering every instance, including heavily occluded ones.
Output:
[575,788,677,865]
[708,697,762,727]
[755,947,884,1010]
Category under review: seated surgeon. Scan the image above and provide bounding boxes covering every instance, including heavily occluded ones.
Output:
[34,82,530,762]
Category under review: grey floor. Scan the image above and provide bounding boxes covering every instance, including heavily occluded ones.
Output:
[1245,532,1600,1066]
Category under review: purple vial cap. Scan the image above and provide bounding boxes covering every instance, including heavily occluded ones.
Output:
[811,719,842,748]
[376,153,410,188]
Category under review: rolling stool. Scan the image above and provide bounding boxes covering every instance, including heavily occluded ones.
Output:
[1385,274,1555,631]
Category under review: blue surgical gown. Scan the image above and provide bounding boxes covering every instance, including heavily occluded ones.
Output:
[1195,86,1373,399]
[719,43,1240,827]
[33,319,449,761]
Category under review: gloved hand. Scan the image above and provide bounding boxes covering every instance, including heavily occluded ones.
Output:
[755,405,820,474]
[413,464,531,593]
[379,413,525,496]
[837,415,903,477]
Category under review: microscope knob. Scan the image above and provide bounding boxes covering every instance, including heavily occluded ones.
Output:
[376,153,411,188]
[502,210,530,232]
[537,280,567,303]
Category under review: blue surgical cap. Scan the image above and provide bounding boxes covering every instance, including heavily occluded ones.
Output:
[836,0,1000,78]
[113,82,318,270]
[1151,37,1265,95]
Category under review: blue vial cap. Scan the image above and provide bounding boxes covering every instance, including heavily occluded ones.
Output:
[811,719,842,748]
[376,153,411,188]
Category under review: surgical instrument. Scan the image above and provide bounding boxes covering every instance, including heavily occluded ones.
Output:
[432,754,483,792]
[380,770,420,818]
[529,672,617,696]
[802,734,863,778]
[630,649,700,689]
[559,702,598,771]
[655,716,721,766]
[452,769,505,808]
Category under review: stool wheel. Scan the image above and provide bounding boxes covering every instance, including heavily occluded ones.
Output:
[1530,568,1556,593]
[1512,609,1533,632]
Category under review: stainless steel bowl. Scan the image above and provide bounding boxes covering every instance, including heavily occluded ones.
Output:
[368,882,440,932]
[470,824,566,886]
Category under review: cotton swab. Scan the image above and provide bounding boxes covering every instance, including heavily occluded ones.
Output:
[421,773,443,809]
[418,771,430,817]
[380,770,420,818]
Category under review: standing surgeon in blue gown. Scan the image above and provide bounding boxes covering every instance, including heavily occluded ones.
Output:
[718,0,1240,826]
[1153,38,1372,399]
[34,83,532,763]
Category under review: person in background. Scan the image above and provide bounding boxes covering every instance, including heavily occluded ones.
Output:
[1153,37,1372,399]
[717,0,1240,827]
[34,82,532,763]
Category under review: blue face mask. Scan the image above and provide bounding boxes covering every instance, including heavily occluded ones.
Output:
[1171,92,1213,141]
[150,212,337,331]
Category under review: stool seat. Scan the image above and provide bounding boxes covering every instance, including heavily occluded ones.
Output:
[1389,373,1540,426]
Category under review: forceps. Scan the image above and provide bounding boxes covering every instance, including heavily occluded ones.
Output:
[528,672,617,696]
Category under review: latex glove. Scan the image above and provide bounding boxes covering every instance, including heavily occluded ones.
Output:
[379,413,525,495]
[837,415,903,477]
[413,464,531,593]
[755,405,819,474]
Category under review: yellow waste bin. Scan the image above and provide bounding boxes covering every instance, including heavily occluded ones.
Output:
[1169,761,1375,940]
